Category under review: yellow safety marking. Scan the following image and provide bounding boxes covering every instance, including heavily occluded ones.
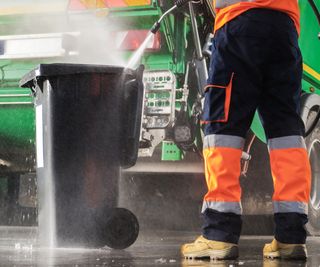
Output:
[80,0,106,8]
[303,63,320,81]
[79,0,109,16]
[124,0,151,5]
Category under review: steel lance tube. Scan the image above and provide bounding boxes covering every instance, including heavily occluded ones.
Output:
[150,0,193,34]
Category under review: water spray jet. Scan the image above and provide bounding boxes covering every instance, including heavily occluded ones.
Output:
[126,0,193,69]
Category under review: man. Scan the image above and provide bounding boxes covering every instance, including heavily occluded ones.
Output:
[181,0,311,260]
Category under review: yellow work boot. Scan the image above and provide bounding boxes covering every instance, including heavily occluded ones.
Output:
[181,236,238,260]
[263,239,307,260]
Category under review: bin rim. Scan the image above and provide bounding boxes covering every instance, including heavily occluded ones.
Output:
[19,63,136,88]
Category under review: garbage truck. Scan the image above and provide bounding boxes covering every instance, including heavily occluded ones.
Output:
[0,0,320,235]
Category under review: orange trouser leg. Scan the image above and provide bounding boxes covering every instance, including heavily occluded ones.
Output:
[201,134,244,244]
[202,134,244,215]
[268,136,311,244]
[268,136,311,214]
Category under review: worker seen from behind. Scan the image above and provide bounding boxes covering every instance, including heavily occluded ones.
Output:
[182,0,311,260]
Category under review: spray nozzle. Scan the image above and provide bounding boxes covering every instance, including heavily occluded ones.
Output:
[150,21,161,34]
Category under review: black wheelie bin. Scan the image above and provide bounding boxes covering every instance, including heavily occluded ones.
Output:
[20,63,144,249]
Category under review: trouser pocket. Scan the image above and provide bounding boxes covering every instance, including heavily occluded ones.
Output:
[202,73,234,124]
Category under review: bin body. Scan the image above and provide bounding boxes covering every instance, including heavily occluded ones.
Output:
[20,63,143,247]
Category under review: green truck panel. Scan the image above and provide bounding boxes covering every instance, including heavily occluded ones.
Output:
[0,105,34,147]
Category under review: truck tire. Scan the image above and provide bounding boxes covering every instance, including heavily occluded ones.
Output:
[305,114,320,235]
[300,93,320,235]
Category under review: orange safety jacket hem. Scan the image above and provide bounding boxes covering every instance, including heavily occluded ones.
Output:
[214,1,300,34]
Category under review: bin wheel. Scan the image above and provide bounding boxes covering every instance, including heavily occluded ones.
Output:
[103,208,139,249]
[306,117,320,235]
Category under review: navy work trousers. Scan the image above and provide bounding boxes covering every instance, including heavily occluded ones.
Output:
[202,8,309,244]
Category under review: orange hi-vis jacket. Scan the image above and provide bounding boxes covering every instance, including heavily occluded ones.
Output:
[214,0,300,33]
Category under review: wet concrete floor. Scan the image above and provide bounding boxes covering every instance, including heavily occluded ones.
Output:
[0,227,318,267]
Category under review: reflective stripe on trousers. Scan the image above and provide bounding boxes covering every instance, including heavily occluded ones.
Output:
[202,134,244,215]
[268,135,311,215]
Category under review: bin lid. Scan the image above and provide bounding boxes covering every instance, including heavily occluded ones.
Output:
[20,63,134,88]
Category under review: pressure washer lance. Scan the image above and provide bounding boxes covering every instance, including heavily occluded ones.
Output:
[150,0,193,34]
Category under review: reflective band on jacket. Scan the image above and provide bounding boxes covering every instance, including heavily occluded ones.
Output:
[215,0,254,9]
[203,134,245,149]
[273,201,308,215]
[268,136,306,151]
[202,200,242,214]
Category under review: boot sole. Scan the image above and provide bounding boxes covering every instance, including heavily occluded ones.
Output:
[183,246,239,260]
[264,246,307,260]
